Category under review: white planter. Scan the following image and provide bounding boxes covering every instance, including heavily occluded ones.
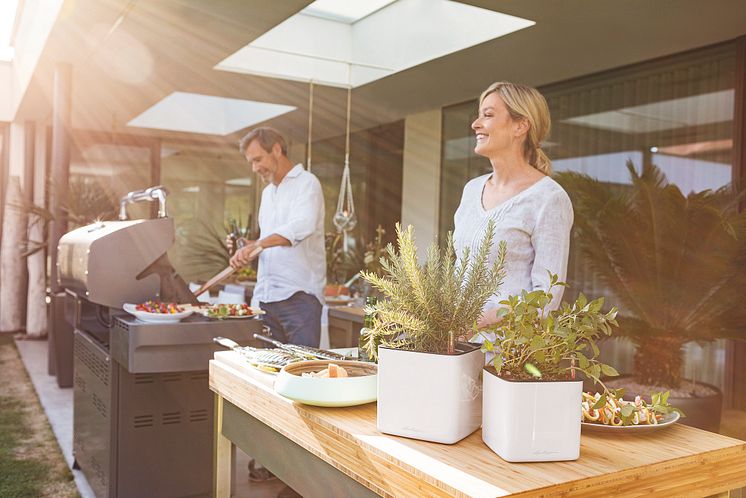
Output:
[482,368,582,462]
[376,344,483,444]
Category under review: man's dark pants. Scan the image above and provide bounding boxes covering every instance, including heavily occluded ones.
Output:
[259,291,322,347]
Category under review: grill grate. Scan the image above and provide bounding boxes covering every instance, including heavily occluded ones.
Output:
[133,414,154,429]
[75,338,109,387]
[189,372,208,382]
[162,411,181,425]
[134,374,154,384]
[162,373,182,383]
[92,393,107,419]
[189,409,209,423]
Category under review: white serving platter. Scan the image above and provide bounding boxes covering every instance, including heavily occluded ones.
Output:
[274,359,377,407]
[122,303,194,323]
[581,411,680,434]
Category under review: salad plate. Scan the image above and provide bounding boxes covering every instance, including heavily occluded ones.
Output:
[200,303,265,319]
[581,411,680,434]
[122,302,193,323]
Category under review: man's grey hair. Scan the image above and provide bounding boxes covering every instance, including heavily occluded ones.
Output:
[239,127,288,156]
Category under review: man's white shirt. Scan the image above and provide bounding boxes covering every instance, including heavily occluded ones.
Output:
[252,164,326,306]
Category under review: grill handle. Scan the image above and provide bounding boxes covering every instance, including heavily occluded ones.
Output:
[118,186,169,220]
[213,336,241,350]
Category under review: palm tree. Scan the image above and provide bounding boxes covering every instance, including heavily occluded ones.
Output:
[556,161,746,388]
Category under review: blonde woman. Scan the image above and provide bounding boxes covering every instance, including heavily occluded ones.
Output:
[453,82,573,328]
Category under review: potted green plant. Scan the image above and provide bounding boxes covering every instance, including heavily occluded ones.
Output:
[481,275,619,461]
[556,162,746,431]
[361,222,505,444]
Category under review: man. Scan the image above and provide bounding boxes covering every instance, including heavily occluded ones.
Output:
[230,127,326,348]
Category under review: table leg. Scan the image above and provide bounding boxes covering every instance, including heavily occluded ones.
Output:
[213,394,233,498]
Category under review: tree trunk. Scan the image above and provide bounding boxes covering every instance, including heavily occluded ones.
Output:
[0,176,29,332]
[633,336,685,388]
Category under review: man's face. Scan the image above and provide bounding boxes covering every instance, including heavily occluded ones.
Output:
[245,140,279,184]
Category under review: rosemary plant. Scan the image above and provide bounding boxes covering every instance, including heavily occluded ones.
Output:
[361,221,506,357]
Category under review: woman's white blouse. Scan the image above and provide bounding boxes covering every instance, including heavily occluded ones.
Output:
[453,174,573,312]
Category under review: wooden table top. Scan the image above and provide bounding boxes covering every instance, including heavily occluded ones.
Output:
[327,305,365,321]
[209,351,746,498]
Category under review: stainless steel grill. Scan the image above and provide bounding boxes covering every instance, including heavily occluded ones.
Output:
[60,186,259,498]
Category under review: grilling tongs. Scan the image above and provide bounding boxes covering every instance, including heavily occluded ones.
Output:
[192,245,263,298]
[252,333,351,361]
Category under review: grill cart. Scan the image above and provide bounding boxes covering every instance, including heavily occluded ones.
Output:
[59,186,261,498]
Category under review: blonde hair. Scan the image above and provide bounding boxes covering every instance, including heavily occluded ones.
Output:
[479,81,552,175]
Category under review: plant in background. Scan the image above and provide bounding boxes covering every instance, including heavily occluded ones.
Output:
[556,162,746,388]
[362,225,386,276]
[12,177,119,258]
[361,221,506,357]
[325,231,364,285]
[481,274,620,383]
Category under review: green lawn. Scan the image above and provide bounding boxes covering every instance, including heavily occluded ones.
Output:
[0,335,79,497]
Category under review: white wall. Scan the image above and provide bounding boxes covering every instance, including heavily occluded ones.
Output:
[0,62,12,121]
[401,109,442,262]
[6,0,64,121]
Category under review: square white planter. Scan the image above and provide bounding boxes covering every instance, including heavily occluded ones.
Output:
[377,344,483,444]
[482,368,582,462]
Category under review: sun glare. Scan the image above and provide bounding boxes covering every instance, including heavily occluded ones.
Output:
[0,0,19,61]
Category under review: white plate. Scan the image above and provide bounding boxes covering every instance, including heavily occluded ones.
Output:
[199,305,265,320]
[122,303,194,323]
[581,411,680,434]
[325,295,352,305]
[274,360,377,407]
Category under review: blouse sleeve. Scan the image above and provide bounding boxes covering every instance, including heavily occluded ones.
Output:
[530,188,574,310]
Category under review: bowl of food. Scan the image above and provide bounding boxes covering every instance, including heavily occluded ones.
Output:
[274,360,377,407]
[122,301,194,323]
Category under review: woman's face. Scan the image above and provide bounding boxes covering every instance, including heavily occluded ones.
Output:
[471,92,524,158]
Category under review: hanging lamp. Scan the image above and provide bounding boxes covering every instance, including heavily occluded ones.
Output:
[332,86,357,252]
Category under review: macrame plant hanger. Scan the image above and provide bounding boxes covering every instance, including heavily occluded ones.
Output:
[306,80,314,171]
[332,85,357,252]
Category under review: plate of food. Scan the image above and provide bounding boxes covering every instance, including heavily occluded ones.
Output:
[325,295,352,306]
[580,391,681,433]
[274,360,378,407]
[201,303,265,319]
[122,301,194,323]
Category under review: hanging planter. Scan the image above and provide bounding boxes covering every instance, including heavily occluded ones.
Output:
[332,87,357,252]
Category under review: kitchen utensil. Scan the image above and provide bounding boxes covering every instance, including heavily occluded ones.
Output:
[252,333,349,361]
[193,246,262,297]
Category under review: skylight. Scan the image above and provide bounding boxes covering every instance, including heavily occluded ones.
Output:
[216,0,535,88]
[302,0,396,23]
[127,92,296,136]
[0,0,19,62]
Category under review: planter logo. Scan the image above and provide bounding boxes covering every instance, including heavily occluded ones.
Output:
[461,373,482,401]
[532,449,559,455]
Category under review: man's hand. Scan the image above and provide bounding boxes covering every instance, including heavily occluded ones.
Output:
[477,308,504,329]
[230,240,261,268]
[225,235,248,254]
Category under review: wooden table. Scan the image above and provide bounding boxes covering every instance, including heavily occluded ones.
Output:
[210,351,746,497]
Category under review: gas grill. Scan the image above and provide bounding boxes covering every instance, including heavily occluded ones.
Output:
[59,186,260,498]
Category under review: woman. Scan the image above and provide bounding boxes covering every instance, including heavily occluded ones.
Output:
[453,81,573,328]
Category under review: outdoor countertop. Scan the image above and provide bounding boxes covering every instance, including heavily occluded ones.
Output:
[209,351,746,497]
[327,305,365,323]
